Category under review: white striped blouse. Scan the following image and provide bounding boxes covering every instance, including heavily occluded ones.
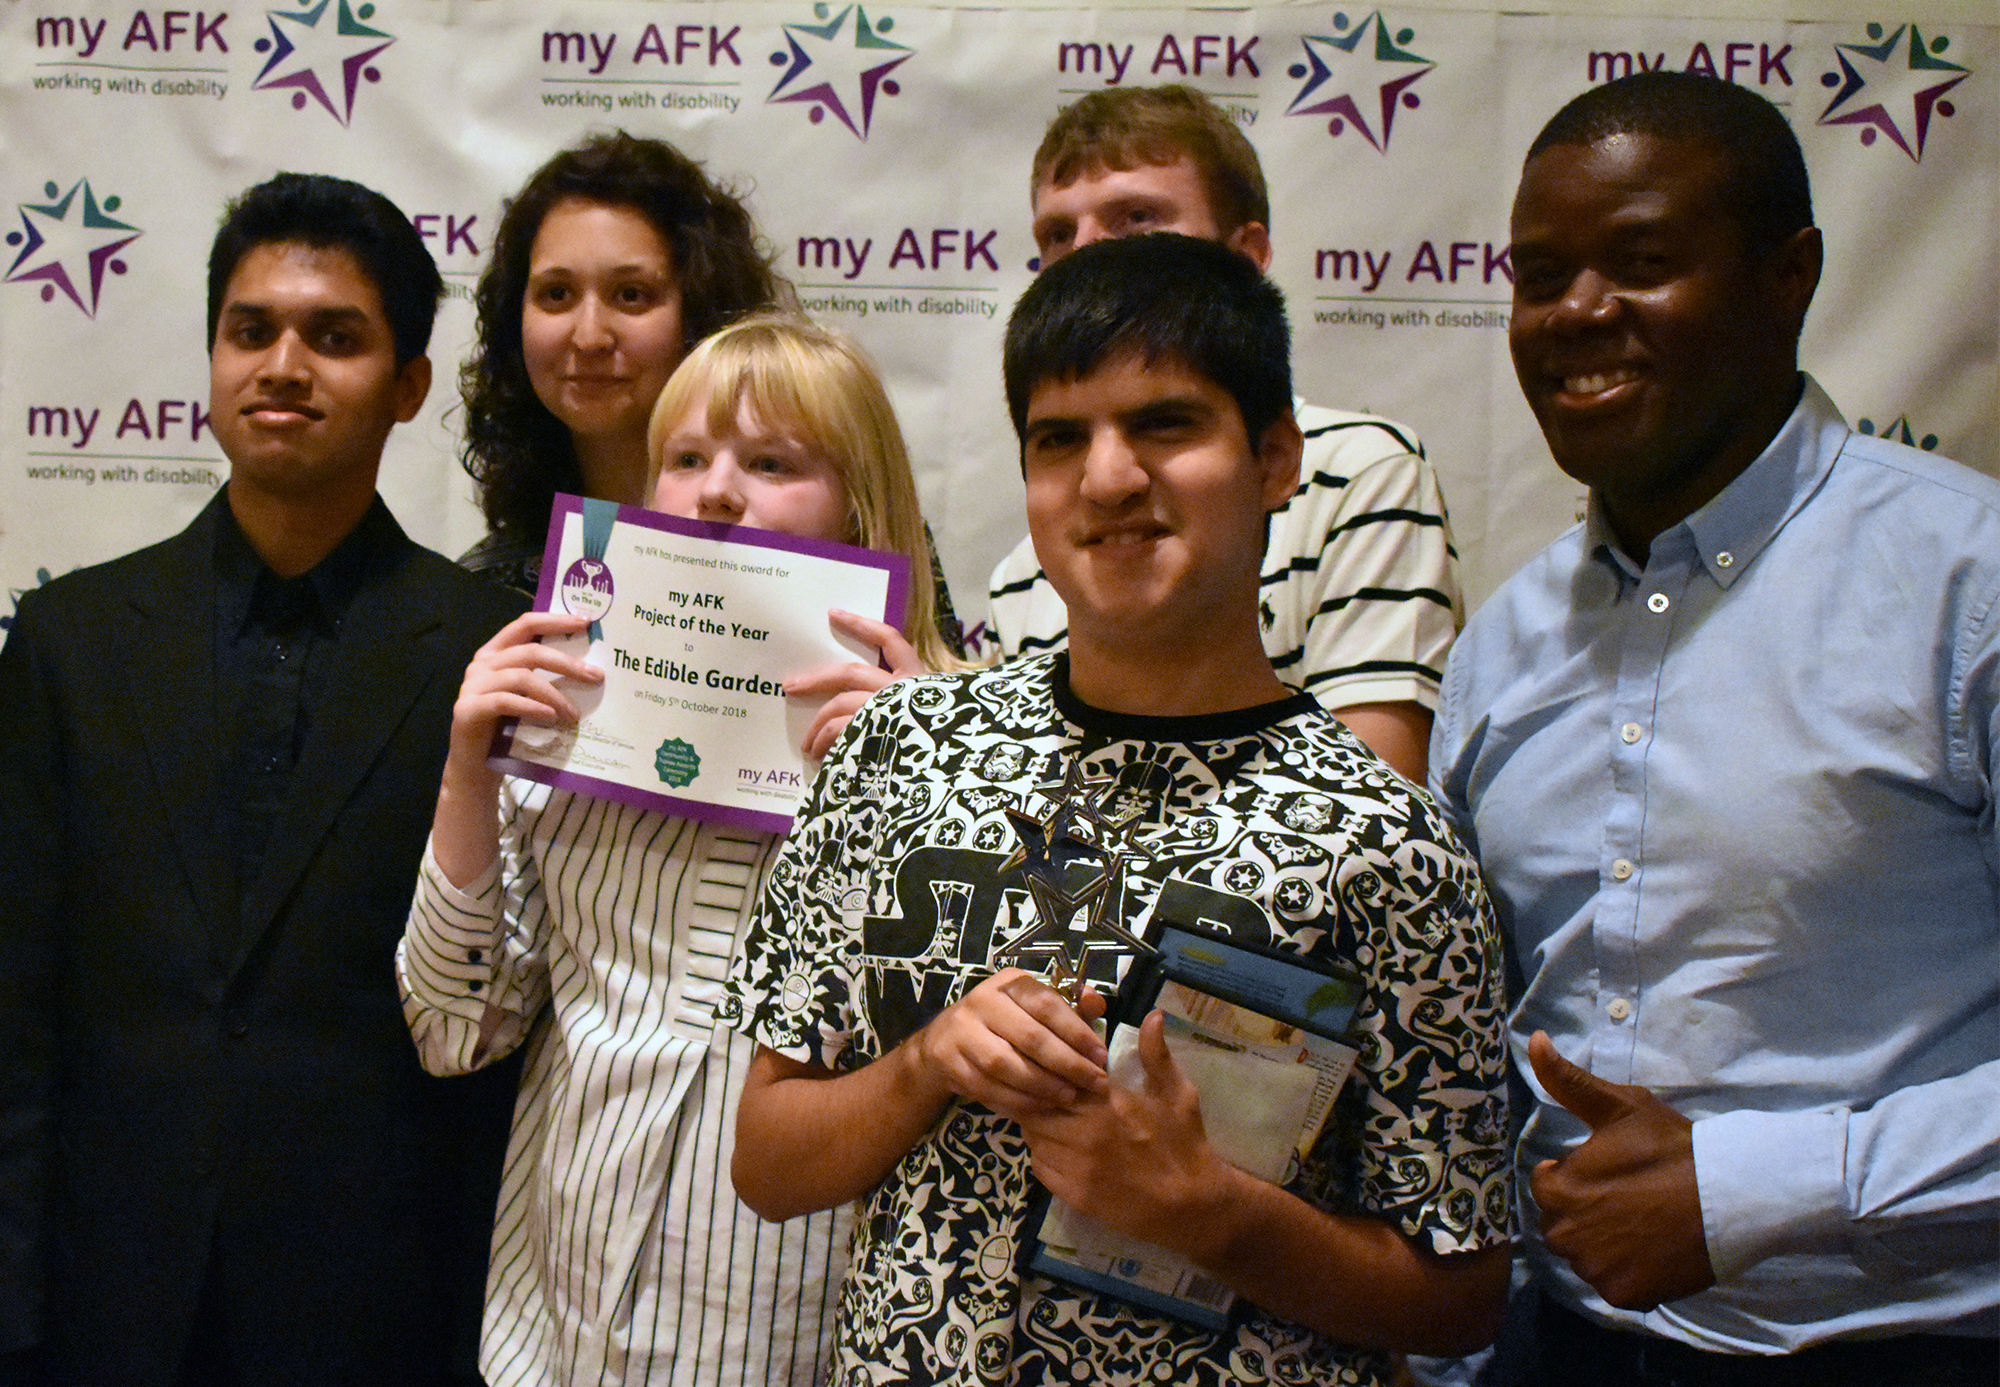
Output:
[397,779,851,1387]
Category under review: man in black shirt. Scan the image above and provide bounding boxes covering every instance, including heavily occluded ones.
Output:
[0,174,524,1386]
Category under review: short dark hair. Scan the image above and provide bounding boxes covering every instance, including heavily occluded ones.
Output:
[1004,232,1291,444]
[1033,85,1269,235]
[207,172,441,366]
[1526,71,1814,258]
[461,132,783,545]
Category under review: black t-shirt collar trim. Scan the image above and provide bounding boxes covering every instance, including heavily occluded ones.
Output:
[1048,652,1318,743]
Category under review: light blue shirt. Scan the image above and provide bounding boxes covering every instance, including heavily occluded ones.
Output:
[1434,377,2000,1352]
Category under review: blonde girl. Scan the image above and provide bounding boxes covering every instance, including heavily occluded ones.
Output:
[399,317,967,1387]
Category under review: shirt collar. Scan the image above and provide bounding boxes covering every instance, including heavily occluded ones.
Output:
[1581,498,1638,587]
[1584,374,1848,590]
[214,494,398,638]
[1681,375,1846,589]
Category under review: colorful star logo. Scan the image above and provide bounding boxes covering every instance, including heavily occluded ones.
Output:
[4,180,141,318]
[251,0,394,126]
[1817,23,1968,160]
[1285,10,1434,151]
[766,4,911,139]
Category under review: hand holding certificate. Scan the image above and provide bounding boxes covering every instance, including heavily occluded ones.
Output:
[493,493,910,833]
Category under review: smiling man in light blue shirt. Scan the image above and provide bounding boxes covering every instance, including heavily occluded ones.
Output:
[1433,71,1998,1385]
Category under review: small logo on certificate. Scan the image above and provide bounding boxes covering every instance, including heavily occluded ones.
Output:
[560,557,616,620]
[655,737,701,788]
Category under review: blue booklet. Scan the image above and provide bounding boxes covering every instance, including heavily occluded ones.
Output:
[1025,922,1366,1330]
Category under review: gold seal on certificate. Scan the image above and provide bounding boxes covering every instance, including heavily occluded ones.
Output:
[493,493,910,833]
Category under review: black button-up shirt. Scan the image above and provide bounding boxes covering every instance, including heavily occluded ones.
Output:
[211,500,398,947]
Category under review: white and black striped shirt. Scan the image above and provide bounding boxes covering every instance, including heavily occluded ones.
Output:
[398,781,849,1387]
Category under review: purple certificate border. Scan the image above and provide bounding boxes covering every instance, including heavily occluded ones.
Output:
[490,492,913,834]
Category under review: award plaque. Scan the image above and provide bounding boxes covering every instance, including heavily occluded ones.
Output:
[994,756,1156,998]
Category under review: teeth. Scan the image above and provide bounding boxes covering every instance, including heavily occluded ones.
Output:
[1564,371,1632,395]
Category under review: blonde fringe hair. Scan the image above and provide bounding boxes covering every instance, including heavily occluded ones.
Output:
[645,315,973,673]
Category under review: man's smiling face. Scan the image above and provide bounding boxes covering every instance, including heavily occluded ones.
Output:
[1508,131,1816,545]
[1022,348,1297,653]
[208,240,427,510]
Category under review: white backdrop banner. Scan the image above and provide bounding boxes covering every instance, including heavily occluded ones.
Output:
[3,1,1992,635]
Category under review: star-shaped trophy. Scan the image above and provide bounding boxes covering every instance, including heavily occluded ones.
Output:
[994,757,1154,1000]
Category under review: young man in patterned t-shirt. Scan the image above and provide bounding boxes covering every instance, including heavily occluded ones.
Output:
[723,233,1511,1387]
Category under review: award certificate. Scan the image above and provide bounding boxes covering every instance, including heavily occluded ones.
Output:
[492,493,910,834]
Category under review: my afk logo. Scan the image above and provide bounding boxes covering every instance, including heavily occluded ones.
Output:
[1817,23,1968,161]
[1286,10,1434,151]
[4,179,141,318]
[252,0,395,124]
[766,3,912,138]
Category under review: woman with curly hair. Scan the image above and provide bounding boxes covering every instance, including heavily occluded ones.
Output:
[458,131,783,594]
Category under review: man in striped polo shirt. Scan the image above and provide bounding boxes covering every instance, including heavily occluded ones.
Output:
[985,84,1460,782]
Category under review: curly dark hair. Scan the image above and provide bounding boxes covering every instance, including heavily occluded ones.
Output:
[460,132,783,544]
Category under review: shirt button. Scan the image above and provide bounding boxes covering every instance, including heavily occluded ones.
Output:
[1620,722,1643,744]
[1647,592,1670,613]
[1607,997,1633,1022]
[1714,551,1734,568]
[1611,858,1635,881]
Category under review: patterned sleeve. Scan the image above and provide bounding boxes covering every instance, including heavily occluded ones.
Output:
[721,693,898,1071]
[1326,801,1512,1255]
[395,782,553,1075]
[1277,414,1464,712]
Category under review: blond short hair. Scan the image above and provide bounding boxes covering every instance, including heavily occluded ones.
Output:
[1032,85,1269,235]
[646,315,968,672]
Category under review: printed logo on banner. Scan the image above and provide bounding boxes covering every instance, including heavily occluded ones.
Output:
[251,0,394,124]
[1816,23,1968,160]
[4,179,141,318]
[766,3,911,138]
[1285,10,1433,151]
[1858,414,1941,450]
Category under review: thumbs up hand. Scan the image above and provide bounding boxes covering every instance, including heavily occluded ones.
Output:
[1527,1031,1716,1311]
